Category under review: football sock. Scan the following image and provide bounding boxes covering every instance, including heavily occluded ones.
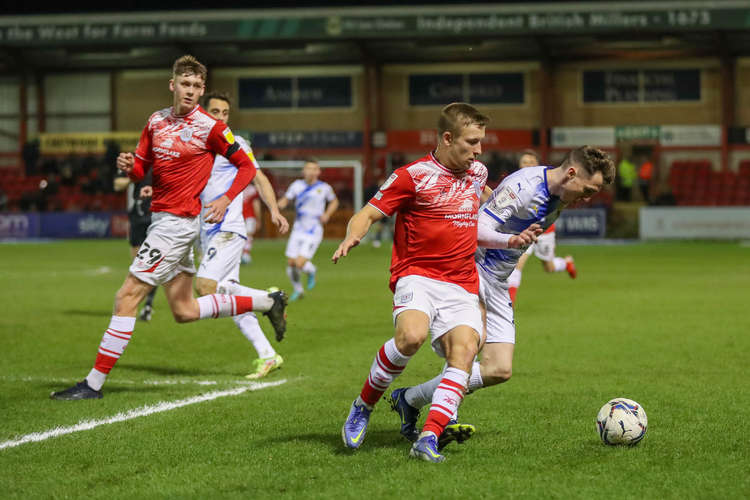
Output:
[233,313,276,358]
[422,367,468,436]
[197,294,254,319]
[144,287,156,308]
[468,361,484,392]
[509,286,518,304]
[552,257,567,272]
[405,371,444,409]
[302,261,316,275]
[219,281,274,310]
[286,265,303,294]
[87,315,136,391]
[359,338,411,407]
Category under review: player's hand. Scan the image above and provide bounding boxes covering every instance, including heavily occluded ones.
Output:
[508,223,543,249]
[204,195,231,224]
[332,237,361,263]
[270,211,290,234]
[117,152,135,174]
[139,186,153,198]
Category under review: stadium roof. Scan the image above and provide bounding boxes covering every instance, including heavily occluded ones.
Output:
[1,1,749,72]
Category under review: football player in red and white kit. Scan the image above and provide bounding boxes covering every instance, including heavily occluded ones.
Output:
[241,183,261,264]
[334,103,491,462]
[51,55,288,400]
[507,150,578,303]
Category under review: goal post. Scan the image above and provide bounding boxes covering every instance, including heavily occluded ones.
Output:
[259,160,364,210]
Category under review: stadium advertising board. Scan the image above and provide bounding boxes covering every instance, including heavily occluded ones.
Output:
[551,127,616,148]
[555,208,606,238]
[39,213,112,238]
[2,5,749,45]
[583,69,700,103]
[640,207,750,239]
[0,213,40,239]
[244,131,363,149]
[39,132,141,155]
[409,73,524,106]
[238,77,352,109]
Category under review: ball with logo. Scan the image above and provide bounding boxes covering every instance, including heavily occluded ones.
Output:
[596,397,648,446]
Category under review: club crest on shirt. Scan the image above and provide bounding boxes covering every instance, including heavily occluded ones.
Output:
[395,292,413,305]
[179,126,193,142]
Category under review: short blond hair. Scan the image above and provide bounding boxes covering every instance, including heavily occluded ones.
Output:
[172,55,207,81]
[438,102,489,137]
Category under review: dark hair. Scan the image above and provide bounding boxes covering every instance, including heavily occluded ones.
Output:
[200,91,231,109]
[172,55,207,81]
[438,102,490,136]
[303,157,319,165]
[562,146,616,185]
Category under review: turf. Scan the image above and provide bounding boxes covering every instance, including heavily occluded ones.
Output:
[0,239,748,499]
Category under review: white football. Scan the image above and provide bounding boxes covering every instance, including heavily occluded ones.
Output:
[596,398,648,445]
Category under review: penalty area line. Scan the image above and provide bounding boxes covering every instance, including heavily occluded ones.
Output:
[0,379,287,451]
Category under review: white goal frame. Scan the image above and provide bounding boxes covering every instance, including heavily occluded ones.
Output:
[260,160,364,210]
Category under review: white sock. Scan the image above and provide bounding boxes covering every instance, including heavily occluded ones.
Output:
[302,261,316,275]
[286,266,303,293]
[552,257,567,272]
[233,313,275,359]
[219,281,273,310]
[86,368,107,391]
[405,369,445,409]
[468,361,484,392]
[508,269,522,288]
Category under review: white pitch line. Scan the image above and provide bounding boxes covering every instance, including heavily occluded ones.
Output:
[0,379,286,451]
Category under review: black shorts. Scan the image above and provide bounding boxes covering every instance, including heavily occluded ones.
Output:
[129,215,151,247]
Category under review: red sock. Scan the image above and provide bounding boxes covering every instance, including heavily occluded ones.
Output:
[509,287,518,304]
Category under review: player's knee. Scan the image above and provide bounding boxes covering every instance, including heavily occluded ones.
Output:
[172,309,195,323]
[542,260,555,273]
[194,279,215,297]
[486,365,512,384]
[394,329,426,355]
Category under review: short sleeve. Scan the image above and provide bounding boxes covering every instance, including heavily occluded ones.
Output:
[206,120,237,156]
[368,169,415,217]
[284,181,299,200]
[325,183,336,202]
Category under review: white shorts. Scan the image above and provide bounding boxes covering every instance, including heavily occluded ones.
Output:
[525,231,556,261]
[285,229,322,260]
[478,269,516,344]
[244,217,257,235]
[392,275,482,358]
[197,231,245,283]
[129,212,198,286]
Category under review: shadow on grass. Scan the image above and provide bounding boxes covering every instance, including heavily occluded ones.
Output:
[62,309,112,317]
[116,363,227,377]
[259,429,407,456]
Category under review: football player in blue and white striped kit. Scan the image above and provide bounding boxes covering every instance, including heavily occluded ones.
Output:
[389,146,615,455]
[278,160,339,301]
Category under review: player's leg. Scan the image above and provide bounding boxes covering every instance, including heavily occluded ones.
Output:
[50,273,153,400]
[342,287,430,450]
[509,248,531,304]
[535,232,576,278]
[285,234,304,300]
[242,217,256,264]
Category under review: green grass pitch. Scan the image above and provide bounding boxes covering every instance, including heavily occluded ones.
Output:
[0,238,748,499]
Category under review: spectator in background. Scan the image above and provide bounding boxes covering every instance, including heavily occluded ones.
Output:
[638,155,654,203]
[617,153,637,201]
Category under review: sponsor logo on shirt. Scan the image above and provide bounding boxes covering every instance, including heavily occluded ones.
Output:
[152,146,181,158]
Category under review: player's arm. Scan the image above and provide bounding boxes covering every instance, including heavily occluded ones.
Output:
[477,182,541,249]
[252,169,289,234]
[477,218,542,249]
[320,194,339,224]
[113,176,131,192]
[204,124,257,223]
[332,204,384,263]
[481,185,493,204]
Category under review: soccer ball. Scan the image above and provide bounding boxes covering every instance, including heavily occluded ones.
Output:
[596,398,648,446]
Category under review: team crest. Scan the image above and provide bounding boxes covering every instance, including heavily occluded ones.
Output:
[179,126,193,142]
